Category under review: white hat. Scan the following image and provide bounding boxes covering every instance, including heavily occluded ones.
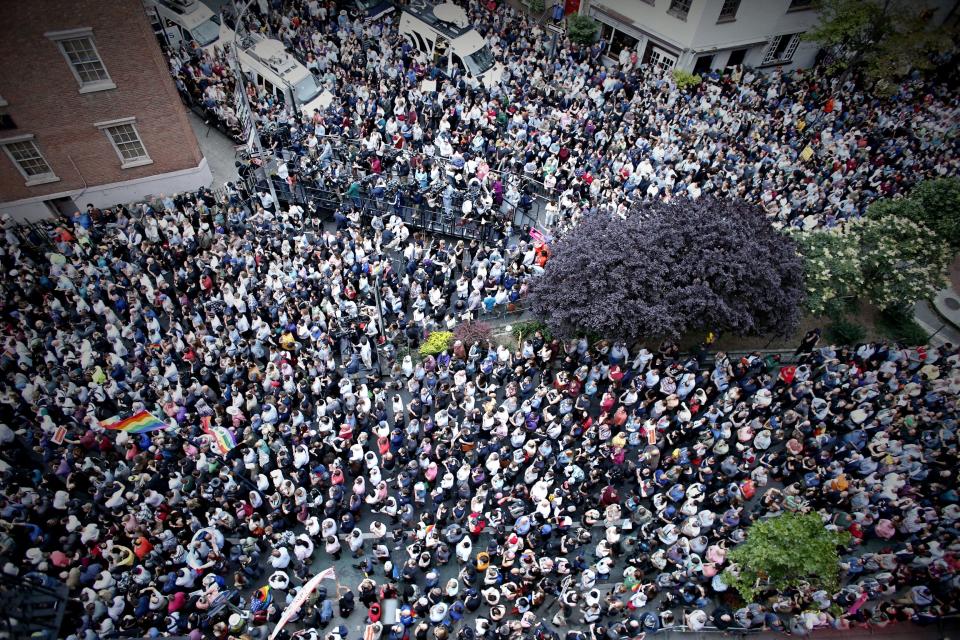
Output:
[269,570,290,591]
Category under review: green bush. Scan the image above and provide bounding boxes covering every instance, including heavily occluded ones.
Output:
[827,317,866,345]
[672,69,702,90]
[418,331,453,357]
[566,15,599,45]
[529,0,546,14]
[724,513,851,603]
[878,307,929,346]
[511,319,552,343]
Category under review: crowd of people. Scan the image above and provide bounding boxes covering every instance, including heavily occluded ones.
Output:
[1,178,959,640]
[2,1,960,640]
[169,0,959,239]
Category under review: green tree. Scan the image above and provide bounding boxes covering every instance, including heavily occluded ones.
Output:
[792,228,864,317]
[806,0,955,90]
[566,14,599,46]
[724,513,851,603]
[858,216,950,310]
[869,178,960,248]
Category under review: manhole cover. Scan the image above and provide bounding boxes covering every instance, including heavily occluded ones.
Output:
[945,297,960,311]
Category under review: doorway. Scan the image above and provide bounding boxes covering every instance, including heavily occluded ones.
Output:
[45,196,79,219]
[693,54,714,75]
[726,47,748,68]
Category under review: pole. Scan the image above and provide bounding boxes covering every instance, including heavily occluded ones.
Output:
[373,269,388,376]
[232,0,279,210]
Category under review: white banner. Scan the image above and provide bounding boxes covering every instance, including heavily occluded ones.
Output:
[268,566,337,640]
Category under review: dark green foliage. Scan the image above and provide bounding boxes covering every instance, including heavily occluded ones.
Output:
[827,317,867,345]
[566,15,599,45]
[724,513,851,602]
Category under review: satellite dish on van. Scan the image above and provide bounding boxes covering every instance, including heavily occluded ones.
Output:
[432,3,468,28]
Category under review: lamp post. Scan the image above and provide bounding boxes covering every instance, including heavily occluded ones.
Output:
[231,0,279,209]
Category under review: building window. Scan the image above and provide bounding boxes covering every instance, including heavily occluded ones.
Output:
[787,0,815,10]
[718,0,740,21]
[610,28,639,59]
[46,28,116,93]
[1,135,59,186]
[648,45,678,72]
[667,0,692,20]
[96,118,152,169]
[763,32,803,64]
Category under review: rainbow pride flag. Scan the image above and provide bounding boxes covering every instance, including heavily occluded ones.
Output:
[209,425,237,455]
[200,415,237,455]
[101,410,170,434]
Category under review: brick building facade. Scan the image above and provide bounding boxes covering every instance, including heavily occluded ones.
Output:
[0,0,211,221]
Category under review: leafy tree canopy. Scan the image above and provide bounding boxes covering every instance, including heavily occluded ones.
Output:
[792,228,864,317]
[527,198,804,343]
[806,0,956,89]
[858,216,950,311]
[869,177,960,248]
[724,513,851,603]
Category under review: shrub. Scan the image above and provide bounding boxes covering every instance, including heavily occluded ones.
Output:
[672,69,702,90]
[418,331,453,357]
[511,319,553,343]
[566,14,598,45]
[877,307,929,346]
[827,317,866,345]
[454,321,493,346]
[529,0,545,14]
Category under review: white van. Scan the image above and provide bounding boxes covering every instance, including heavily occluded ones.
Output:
[235,35,334,117]
[399,1,503,89]
[143,0,225,53]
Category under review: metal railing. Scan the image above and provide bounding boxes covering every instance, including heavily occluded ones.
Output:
[239,169,544,242]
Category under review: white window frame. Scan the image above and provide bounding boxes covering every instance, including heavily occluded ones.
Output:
[46,28,116,94]
[95,117,153,169]
[0,134,59,186]
[762,33,802,65]
[667,0,692,20]
[649,46,678,73]
[717,0,740,22]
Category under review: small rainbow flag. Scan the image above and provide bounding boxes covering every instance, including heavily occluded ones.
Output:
[209,425,238,455]
[201,415,237,455]
[100,410,170,434]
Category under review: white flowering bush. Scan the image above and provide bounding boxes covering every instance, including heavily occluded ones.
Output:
[792,228,864,317]
[858,216,951,310]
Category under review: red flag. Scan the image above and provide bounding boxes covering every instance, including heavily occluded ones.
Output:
[779,365,797,384]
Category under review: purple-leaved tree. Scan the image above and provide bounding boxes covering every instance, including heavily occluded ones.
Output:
[527,197,805,342]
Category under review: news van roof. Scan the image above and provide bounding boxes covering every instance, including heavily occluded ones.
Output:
[156,0,215,30]
[405,0,472,39]
[244,38,301,79]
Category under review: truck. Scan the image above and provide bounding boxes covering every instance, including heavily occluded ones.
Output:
[398,1,503,89]
[234,34,334,117]
[143,0,226,53]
